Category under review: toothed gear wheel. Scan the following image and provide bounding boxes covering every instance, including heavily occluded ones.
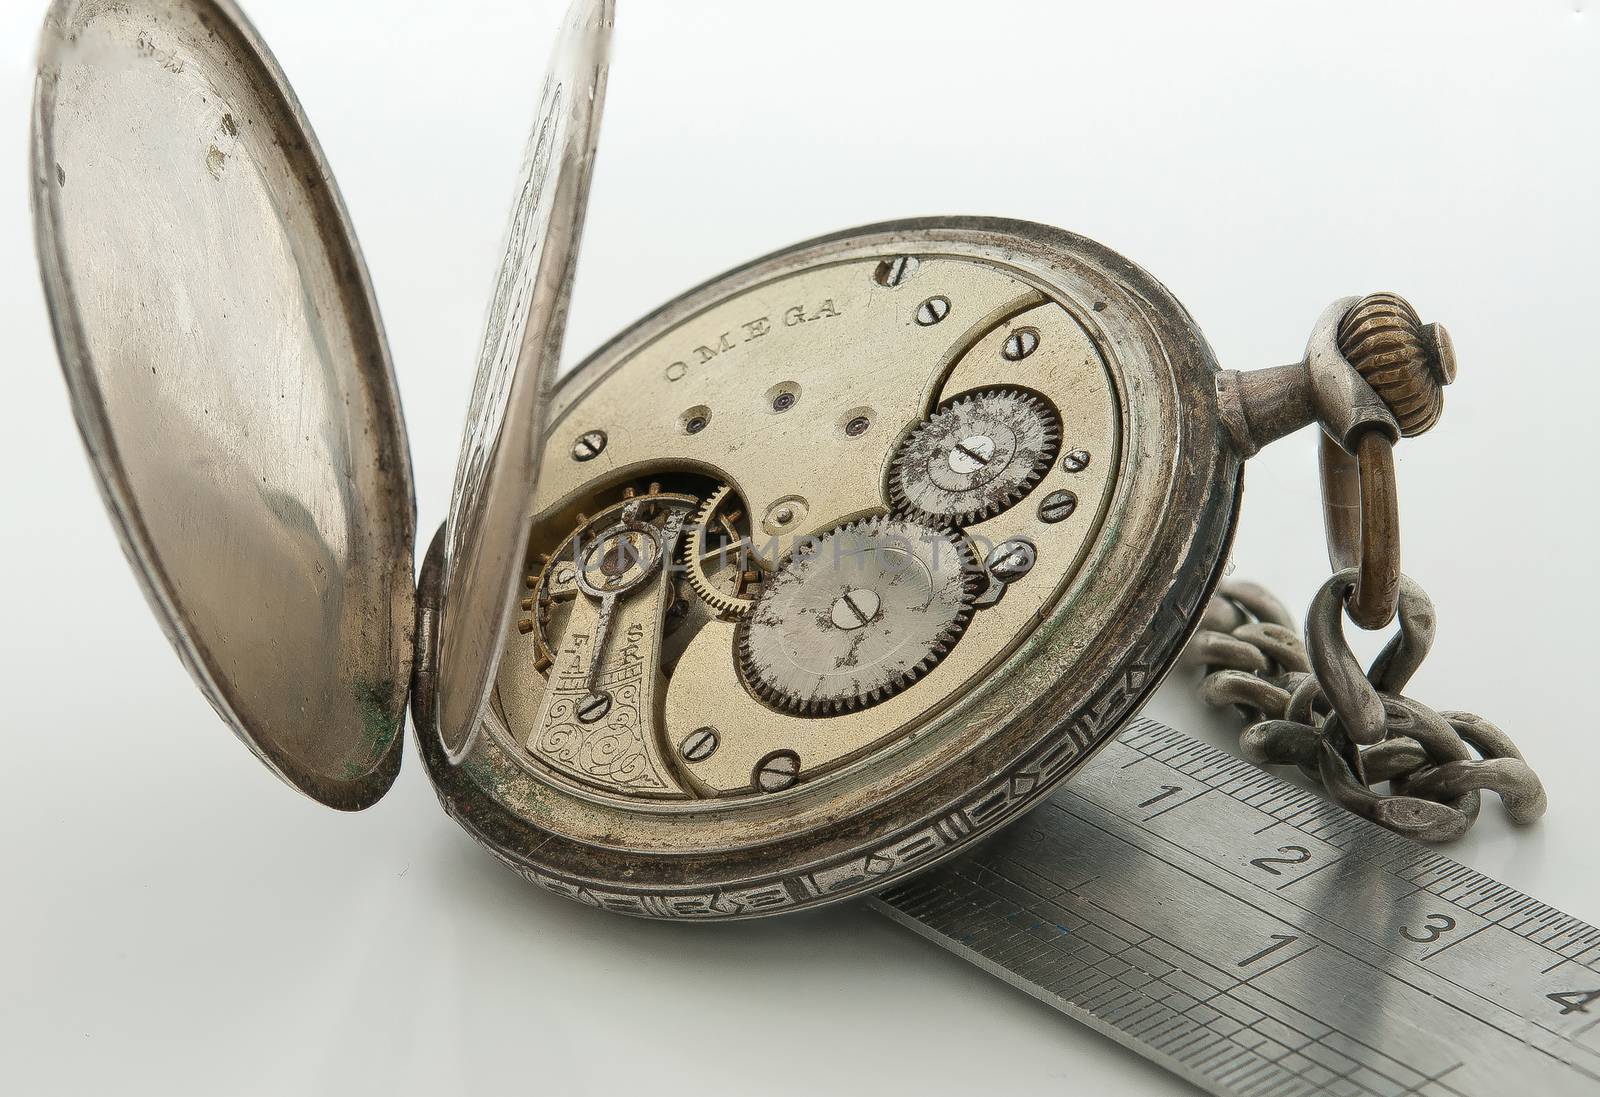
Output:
[681,485,760,618]
[525,484,698,673]
[889,388,1061,527]
[737,517,981,716]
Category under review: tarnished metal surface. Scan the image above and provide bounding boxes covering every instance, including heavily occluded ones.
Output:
[887,389,1061,526]
[497,248,1133,804]
[524,494,693,797]
[737,517,982,716]
[1337,292,1455,438]
[33,0,1541,963]
[1188,576,1546,842]
[875,719,1597,1097]
[1218,292,1455,630]
[433,0,613,763]
[31,0,414,809]
[1319,430,1401,631]
[1195,290,1541,842]
[412,218,1244,919]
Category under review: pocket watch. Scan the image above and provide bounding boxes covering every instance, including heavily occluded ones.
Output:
[32,0,1501,920]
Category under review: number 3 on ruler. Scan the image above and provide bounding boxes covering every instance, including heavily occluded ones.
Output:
[1401,913,1456,944]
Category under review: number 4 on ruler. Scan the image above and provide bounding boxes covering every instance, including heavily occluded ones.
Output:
[1547,988,1600,1015]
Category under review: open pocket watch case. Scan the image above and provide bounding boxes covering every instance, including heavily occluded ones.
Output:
[32,0,1454,919]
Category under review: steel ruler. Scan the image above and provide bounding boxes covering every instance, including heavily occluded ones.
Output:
[870,718,1600,1097]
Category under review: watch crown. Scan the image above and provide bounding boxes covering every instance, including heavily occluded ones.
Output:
[1337,293,1455,437]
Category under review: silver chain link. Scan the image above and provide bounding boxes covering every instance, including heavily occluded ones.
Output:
[1183,572,1547,842]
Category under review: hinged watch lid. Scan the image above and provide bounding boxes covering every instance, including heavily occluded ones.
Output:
[30,0,613,806]
[432,0,613,763]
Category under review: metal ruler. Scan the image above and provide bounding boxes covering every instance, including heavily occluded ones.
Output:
[870,719,1600,1097]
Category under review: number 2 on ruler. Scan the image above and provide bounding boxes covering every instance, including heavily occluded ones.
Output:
[1250,846,1311,876]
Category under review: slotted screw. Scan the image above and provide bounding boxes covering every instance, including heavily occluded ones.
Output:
[1003,327,1040,361]
[876,256,920,287]
[1039,490,1078,524]
[576,691,612,724]
[680,727,720,762]
[572,430,607,462]
[754,750,801,793]
[915,296,951,326]
[986,539,1037,583]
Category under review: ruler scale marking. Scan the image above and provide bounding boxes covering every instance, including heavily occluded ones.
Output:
[871,719,1600,1097]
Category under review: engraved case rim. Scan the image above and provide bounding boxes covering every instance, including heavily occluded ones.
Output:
[410,216,1244,920]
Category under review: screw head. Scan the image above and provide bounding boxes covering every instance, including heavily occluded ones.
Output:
[680,727,720,762]
[772,391,797,413]
[829,588,883,631]
[875,255,920,287]
[946,434,996,475]
[572,430,607,462]
[986,539,1037,583]
[685,415,707,435]
[575,691,612,724]
[915,296,951,326]
[754,750,802,793]
[1061,449,1091,473]
[845,415,871,438]
[1003,327,1040,361]
[1038,489,1079,524]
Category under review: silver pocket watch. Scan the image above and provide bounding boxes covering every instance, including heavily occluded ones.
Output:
[32,0,1541,920]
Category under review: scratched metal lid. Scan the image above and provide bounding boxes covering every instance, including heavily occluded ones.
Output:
[432,0,613,763]
[31,0,417,810]
[32,0,615,804]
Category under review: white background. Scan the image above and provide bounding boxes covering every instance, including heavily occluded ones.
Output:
[4,1,1599,1094]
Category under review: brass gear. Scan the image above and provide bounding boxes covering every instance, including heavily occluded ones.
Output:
[522,482,698,673]
[680,484,761,618]
[737,517,981,716]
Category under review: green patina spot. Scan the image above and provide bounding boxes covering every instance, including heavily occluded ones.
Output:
[457,739,557,822]
[509,778,555,820]
[458,750,496,787]
[342,679,400,779]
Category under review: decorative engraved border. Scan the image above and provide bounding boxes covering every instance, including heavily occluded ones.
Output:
[421,471,1235,919]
